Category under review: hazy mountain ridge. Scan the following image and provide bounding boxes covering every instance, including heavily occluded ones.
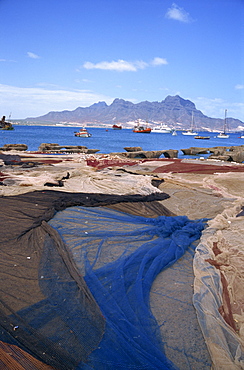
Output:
[26,95,244,131]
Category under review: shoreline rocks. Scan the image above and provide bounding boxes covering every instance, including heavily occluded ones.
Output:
[38,143,100,154]
[0,116,14,130]
[181,145,244,163]
[1,142,244,163]
[123,147,178,159]
[0,144,28,151]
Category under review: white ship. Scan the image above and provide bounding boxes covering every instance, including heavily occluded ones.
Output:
[151,123,172,134]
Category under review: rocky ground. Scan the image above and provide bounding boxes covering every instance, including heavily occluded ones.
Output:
[1,149,244,369]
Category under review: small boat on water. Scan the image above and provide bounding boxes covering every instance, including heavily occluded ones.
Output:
[133,119,151,133]
[194,135,210,140]
[112,124,122,130]
[182,112,198,136]
[151,123,172,134]
[133,126,151,133]
[217,132,229,138]
[74,128,92,137]
[217,109,229,139]
[182,130,197,136]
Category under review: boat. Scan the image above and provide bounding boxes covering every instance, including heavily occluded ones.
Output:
[112,124,122,130]
[172,129,177,136]
[182,112,198,135]
[217,132,229,139]
[74,128,92,137]
[182,129,198,136]
[132,119,151,133]
[182,130,197,135]
[194,135,210,140]
[151,123,172,134]
[217,109,229,138]
[133,126,151,133]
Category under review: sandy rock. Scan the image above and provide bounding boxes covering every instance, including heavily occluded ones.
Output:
[124,146,143,152]
[181,147,209,155]
[0,144,28,151]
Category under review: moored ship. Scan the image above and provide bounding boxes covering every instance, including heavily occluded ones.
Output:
[74,128,92,137]
[112,124,122,130]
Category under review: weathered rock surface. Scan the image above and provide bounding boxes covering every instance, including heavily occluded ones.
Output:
[0,144,28,151]
[208,146,244,163]
[112,149,178,159]
[181,147,209,155]
[181,145,244,163]
[124,147,143,152]
[0,116,14,130]
[38,143,99,154]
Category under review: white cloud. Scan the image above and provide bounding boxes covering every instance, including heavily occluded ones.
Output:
[82,57,167,72]
[235,84,244,90]
[0,58,17,63]
[83,59,145,72]
[36,82,60,88]
[193,96,244,121]
[165,3,193,23]
[151,57,168,66]
[0,84,114,119]
[27,51,40,59]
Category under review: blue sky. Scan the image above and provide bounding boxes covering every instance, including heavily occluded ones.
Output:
[0,0,243,120]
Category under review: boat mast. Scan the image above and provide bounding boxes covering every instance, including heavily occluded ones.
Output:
[191,111,194,132]
[224,109,227,134]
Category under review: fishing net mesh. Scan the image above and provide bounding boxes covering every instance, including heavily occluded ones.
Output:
[0,190,213,369]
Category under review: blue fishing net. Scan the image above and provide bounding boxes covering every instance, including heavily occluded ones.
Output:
[49,206,211,369]
[0,191,211,369]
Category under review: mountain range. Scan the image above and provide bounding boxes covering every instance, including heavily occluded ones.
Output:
[26,95,244,131]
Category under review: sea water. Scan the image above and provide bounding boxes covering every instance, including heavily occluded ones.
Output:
[0,125,243,159]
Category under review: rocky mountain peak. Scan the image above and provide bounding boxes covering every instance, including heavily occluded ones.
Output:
[89,101,108,109]
[164,95,196,109]
[26,95,243,131]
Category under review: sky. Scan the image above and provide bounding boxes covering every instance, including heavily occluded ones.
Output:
[0,0,243,121]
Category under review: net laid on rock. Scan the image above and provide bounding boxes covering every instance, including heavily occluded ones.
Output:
[0,190,211,369]
[49,205,211,369]
[193,204,244,369]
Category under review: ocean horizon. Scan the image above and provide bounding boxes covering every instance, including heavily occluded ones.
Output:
[1,125,244,159]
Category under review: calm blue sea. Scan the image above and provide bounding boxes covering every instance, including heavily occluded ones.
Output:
[1,125,244,159]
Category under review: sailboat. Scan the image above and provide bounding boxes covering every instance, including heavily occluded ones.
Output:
[217,109,229,138]
[182,112,198,135]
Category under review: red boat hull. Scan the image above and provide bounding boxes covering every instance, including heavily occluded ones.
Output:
[133,127,151,133]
